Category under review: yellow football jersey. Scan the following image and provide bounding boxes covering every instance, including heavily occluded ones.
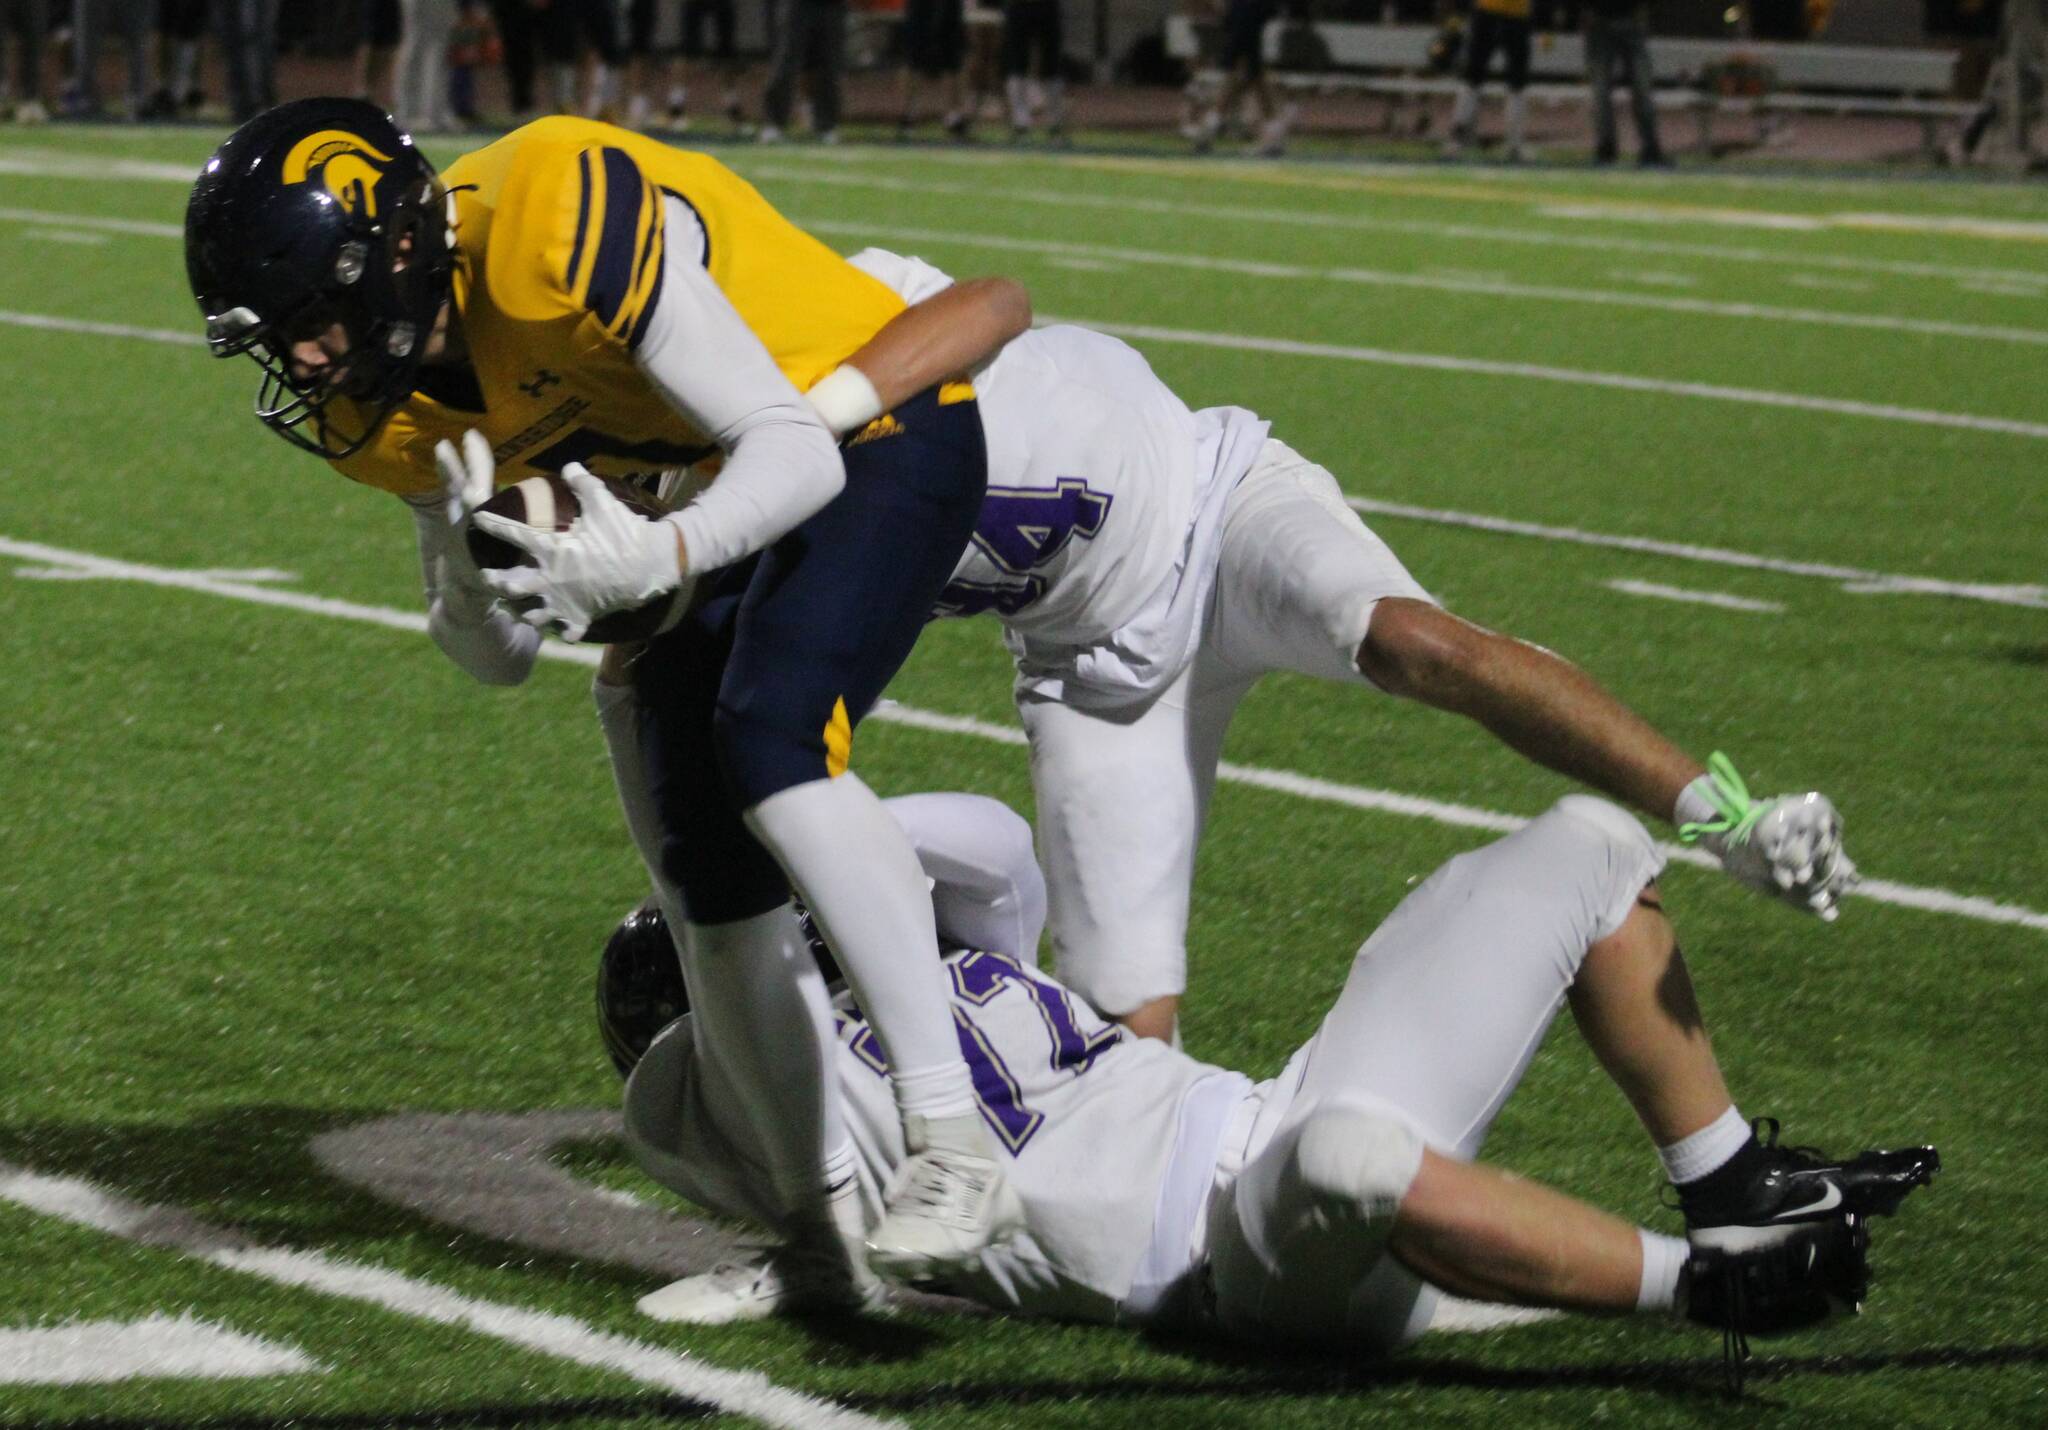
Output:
[328,118,906,498]
[1476,0,1531,19]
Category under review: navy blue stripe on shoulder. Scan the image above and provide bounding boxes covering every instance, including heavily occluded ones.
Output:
[626,247,666,351]
[585,146,648,329]
[565,148,596,296]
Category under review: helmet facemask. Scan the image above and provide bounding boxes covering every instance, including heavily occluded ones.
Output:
[221,176,453,459]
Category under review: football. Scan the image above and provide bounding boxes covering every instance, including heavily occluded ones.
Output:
[466,473,692,644]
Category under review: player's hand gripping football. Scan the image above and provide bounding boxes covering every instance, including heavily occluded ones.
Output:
[428,428,499,624]
[474,463,686,642]
[1677,752,1858,921]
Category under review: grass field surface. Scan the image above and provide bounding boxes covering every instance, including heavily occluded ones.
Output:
[1,126,2043,1427]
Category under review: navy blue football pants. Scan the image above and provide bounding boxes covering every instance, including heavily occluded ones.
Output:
[632,384,987,926]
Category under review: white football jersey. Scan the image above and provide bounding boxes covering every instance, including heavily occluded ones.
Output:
[847,249,1270,707]
[623,949,1244,1318]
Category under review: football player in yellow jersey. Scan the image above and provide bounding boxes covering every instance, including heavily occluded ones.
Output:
[184,97,1035,1308]
[1445,0,1534,162]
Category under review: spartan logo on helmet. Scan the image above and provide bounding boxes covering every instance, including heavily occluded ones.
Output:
[281,130,397,219]
[186,98,457,460]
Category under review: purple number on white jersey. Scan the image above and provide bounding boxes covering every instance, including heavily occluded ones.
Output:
[833,952,1122,1155]
[935,478,1112,618]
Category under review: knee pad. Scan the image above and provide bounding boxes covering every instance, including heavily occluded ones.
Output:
[1293,1102,1425,1225]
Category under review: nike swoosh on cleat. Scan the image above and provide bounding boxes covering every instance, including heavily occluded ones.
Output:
[1773,1182,1844,1219]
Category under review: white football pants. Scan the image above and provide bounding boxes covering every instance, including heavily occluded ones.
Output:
[1023,436,1433,1017]
[1206,797,1666,1348]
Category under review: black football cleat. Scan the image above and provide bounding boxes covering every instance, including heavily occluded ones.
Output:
[1684,1213,1870,1393]
[1681,1118,1940,1254]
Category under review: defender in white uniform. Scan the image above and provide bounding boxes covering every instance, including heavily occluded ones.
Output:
[610,793,1933,1377]
[846,249,1858,1042]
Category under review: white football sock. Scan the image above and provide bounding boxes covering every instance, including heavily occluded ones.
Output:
[594,677,852,1210]
[1005,75,1030,129]
[1506,90,1528,152]
[1636,1228,1689,1313]
[1659,1104,1750,1185]
[747,774,978,1123]
[681,905,854,1210]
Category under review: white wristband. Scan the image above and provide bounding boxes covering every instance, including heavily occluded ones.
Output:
[805,364,884,436]
[1673,774,1721,832]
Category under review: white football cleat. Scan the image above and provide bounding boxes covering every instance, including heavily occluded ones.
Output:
[638,1242,885,1325]
[866,1113,1025,1283]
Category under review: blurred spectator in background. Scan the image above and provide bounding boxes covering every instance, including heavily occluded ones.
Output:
[354,0,400,108]
[395,0,457,130]
[1955,0,2045,163]
[148,0,207,116]
[1187,0,1294,155]
[1445,0,1532,161]
[537,0,624,117]
[761,0,845,142]
[676,0,745,128]
[488,0,539,116]
[1,0,50,121]
[1585,0,1666,165]
[896,0,966,137]
[622,0,679,127]
[449,1,499,122]
[217,0,279,120]
[1002,0,1062,138]
[66,0,153,118]
[959,0,1000,132]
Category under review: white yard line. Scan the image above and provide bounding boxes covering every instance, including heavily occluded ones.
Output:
[14,294,2045,442]
[1345,496,2048,609]
[1605,578,1785,613]
[739,161,2048,288]
[0,1162,897,1430]
[4,533,2043,936]
[1063,315,2048,441]
[6,144,2046,288]
[809,218,2048,347]
[0,1313,322,1387]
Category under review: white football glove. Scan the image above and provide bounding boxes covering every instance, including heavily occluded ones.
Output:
[1676,753,1858,921]
[427,428,499,625]
[473,462,685,642]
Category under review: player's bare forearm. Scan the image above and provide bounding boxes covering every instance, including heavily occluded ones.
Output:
[1358,599,1705,824]
[842,277,1031,410]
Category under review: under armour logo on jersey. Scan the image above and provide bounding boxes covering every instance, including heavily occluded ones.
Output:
[518,369,562,399]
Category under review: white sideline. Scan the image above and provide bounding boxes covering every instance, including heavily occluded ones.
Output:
[0,1312,322,1386]
[18,198,2046,348]
[1344,496,2048,610]
[802,217,2048,348]
[0,1162,897,1430]
[738,162,2048,289]
[1063,315,2048,441]
[3,533,2045,936]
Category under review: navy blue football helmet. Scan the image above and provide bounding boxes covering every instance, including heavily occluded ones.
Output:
[184,97,455,459]
[597,898,848,1079]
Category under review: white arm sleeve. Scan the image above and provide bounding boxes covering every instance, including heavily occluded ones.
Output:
[408,497,541,686]
[845,247,957,303]
[883,791,1047,964]
[634,198,844,574]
